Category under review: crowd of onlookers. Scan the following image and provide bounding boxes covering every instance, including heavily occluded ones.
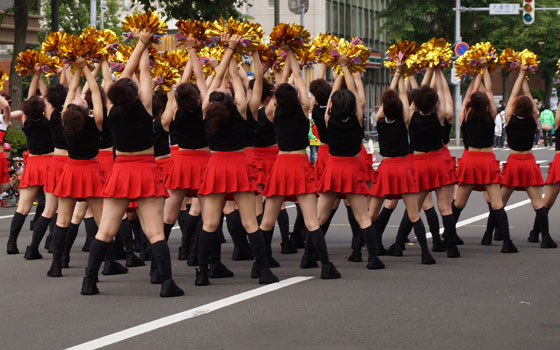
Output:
[1,142,22,207]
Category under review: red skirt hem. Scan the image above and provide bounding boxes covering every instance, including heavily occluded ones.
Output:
[318,156,370,198]
[156,157,174,184]
[19,154,52,188]
[358,145,376,183]
[53,159,104,199]
[253,146,279,186]
[500,153,544,190]
[457,151,501,191]
[314,144,329,180]
[0,152,9,183]
[44,155,68,193]
[97,150,114,183]
[370,157,418,199]
[545,153,560,185]
[262,154,318,202]
[411,149,457,191]
[164,150,210,197]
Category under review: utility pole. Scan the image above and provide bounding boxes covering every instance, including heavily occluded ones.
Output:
[454,0,461,146]
[90,0,96,28]
[274,0,280,26]
[51,0,59,31]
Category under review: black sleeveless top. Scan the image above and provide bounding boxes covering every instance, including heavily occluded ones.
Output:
[254,107,276,147]
[409,111,443,152]
[461,119,469,150]
[506,115,536,152]
[205,107,246,152]
[99,110,112,149]
[49,110,68,149]
[556,127,560,151]
[311,104,328,144]
[175,107,208,150]
[377,117,409,158]
[169,120,178,146]
[442,119,451,145]
[464,113,494,148]
[23,116,55,155]
[153,119,170,157]
[274,105,309,151]
[108,100,154,152]
[327,115,362,156]
[64,116,100,160]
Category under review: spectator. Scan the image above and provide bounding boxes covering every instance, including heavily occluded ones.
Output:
[494,110,504,147]
[308,118,320,163]
[540,107,555,147]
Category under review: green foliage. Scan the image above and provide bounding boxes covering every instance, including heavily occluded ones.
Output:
[5,128,27,156]
[133,0,251,21]
[530,88,545,103]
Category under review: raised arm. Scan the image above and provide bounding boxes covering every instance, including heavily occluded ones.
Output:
[62,68,81,113]
[398,71,411,126]
[409,74,419,90]
[504,65,527,122]
[27,64,42,99]
[185,36,208,99]
[317,63,327,80]
[202,34,239,110]
[137,32,153,115]
[121,30,152,80]
[480,59,497,118]
[287,49,309,112]
[434,68,446,124]
[81,60,104,131]
[238,64,250,91]
[229,58,247,119]
[352,71,366,111]
[161,90,177,131]
[521,77,539,121]
[248,51,263,120]
[438,69,454,123]
[101,60,113,92]
[277,52,292,86]
[421,67,434,86]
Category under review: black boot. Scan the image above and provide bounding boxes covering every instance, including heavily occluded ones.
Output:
[208,238,234,278]
[178,213,196,260]
[30,195,44,230]
[299,229,319,268]
[494,207,518,253]
[24,216,52,260]
[387,212,411,257]
[527,211,541,243]
[81,239,109,295]
[372,207,395,255]
[413,219,436,264]
[451,202,464,245]
[262,228,280,267]
[131,218,150,261]
[442,214,460,258]
[290,204,306,249]
[61,223,80,268]
[102,240,129,275]
[225,210,254,261]
[164,222,174,242]
[536,207,557,248]
[118,219,144,267]
[151,240,184,297]
[178,209,187,233]
[361,225,385,269]
[322,207,339,235]
[81,217,97,252]
[308,228,341,279]
[248,230,279,284]
[112,231,127,259]
[278,208,296,254]
[187,217,202,266]
[346,206,363,261]
[195,229,213,286]
[424,207,444,252]
[47,225,68,277]
[46,213,57,253]
[481,203,495,245]
[7,212,27,254]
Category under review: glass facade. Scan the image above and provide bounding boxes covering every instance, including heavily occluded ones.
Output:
[326,0,390,137]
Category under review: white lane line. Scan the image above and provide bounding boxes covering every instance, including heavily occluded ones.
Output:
[65,276,313,350]
[0,212,35,220]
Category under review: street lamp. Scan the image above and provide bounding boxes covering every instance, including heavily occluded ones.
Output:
[288,0,309,26]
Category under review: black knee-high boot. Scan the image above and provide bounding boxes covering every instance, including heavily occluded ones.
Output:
[299,229,319,268]
[290,204,306,248]
[45,213,57,252]
[30,194,44,230]
[481,203,496,245]
[322,208,338,235]
[178,210,187,232]
[536,207,557,248]
[307,228,340,279]
[61,223,80,268]
[424,207,444,252]
[164,222,174,242]
[208,237,234,278]
[412,219,436,264]
[151,240,184,297]
[81,239,110,295]
[442,214,460,258]
[528,207,546,243]
[450,202,464,245]
[187,217,202,266]
[118,219,144,267]
[81,217,97,252]
[225,210,254,261]
[262,228,280,267]
[102,240,129,275]
[24,216,52,260]
[494,207,518,253]
[347,206,364,262]
[387,212,412,256]
[361,225,385,269]
[112,230,126,260]
[178,213,199,260]
[373,207,395,250]
[47,225,68,277]
[248,230,279,284]
[195,229,216,286]
[131,218,150,261]
[7,212,27,254]
[278,208,296,254]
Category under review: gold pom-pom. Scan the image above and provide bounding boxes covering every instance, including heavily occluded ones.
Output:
[454,52,473,80]
[557,58,560,80]
[269,23,311,56]
[198,46,219,76]
[121,10,168,44]
[176,19,208,45]
[416,38,453,69]
[152,63,181,92]
[98,29,120,56]
[158,49,189,73]
[518,49,540,73]
[258,42,276,68]
[0,69,8,90]
[325,37,370,75]
[296,44,316,68]
[205,17,263,54]
[468,42,498,74]
[41,31,68,57]
[384,40,419,77]
[16,49,61,77]
[498,48,518,71]
[498,48,539,74]
[311,33,339,62]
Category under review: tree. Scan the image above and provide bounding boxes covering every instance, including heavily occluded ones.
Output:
[133,0,251,21]
[8,0,28,112]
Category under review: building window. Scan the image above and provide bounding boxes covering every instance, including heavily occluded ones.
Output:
[268,0,275,9]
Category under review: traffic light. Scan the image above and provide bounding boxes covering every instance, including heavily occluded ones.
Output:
[523,0,535,25]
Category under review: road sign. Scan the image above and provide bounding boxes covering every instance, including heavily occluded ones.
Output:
[455,42,469,56]
[523,0,535,24]
[489,3,520,15]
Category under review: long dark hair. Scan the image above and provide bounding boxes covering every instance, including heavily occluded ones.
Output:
[309,79,332,106]
[107,78,138,113]
[63,104,88,135]
[204,91,234,133]
[382,90,403,120]
[413,86,438,115]
[466,91,493,123]
[176,83,200,113]
[329,89,356,122]
[274,83,298,113]
[46,83,67,112]
[152,92,164,120]
[22,96,45,120]
[249,78,274,103]
[85,85,107,111]
[514,96,533,118]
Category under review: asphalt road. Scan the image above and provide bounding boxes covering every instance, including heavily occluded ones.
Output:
[1,147,559,350]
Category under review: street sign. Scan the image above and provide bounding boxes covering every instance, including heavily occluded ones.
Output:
[366,52,382,68]
[489,3,520,15]
[455,42,469,56]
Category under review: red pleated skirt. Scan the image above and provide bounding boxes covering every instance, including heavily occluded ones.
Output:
[0,152,9,183]
[441,146,457,172]
[262,154,318,202]
[500,153,544,190]
[170,145,179,158]
[545,153,560,185]
[318,156,370,198]
[20,154,52,189]
[165,149,210,197]
[198,151,257,201]
[358,145,376,183]
[314,144,330,180]
[244,148,262,183]
[370,157,418,199]
[53,159,104,200]
[102,155,169,199]
[457,151,501,191]
[97,150,114,183]
[156,157,174,183]
[253,146,279,185]
[411,149,457,191]
[44,155,68,193]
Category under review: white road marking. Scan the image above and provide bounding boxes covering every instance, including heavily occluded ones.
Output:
[0,212,35,220]
[65,276,313,350]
